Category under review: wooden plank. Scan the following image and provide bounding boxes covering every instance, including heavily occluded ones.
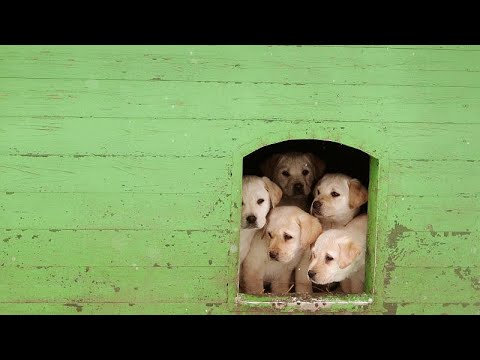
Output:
[384,266,480,303]
[0,117,386,158]
[1,78,479,123]
[342,46,480,51]
[0,117,240,158]
[388,302,480,315]
[0,192,231,230]
[0,229,232,267]
[2,46,480,87]
[385,231,479,268]
[386,123,478,161]
[0,302,230,315]
[386,195,480,232]
[389,160,480,196]
[1,118,478,161]
[0,266,228,303]
[0,155,229,194]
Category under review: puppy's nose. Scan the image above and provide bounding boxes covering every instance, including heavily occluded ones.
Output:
[293,183,304,194]
[308,270,316,279]
[294,183,303,191]
[246,215,257,224]
[269,251,278,260]
[312,201,322,210]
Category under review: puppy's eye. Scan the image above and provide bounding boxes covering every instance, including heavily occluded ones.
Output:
[331,191,340,197]
[242,201,244,206]
[284,233,293,241]
[282,171,290,177]
[268,232,273,239]
[302,169,309,176]
[317,189,320,196]
[257,198,265,205]
[325,254,334,262]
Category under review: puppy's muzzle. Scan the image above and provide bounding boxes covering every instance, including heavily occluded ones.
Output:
[246,215,257,226]
[311,201,322,216]
[269,250,279,261]
[293,182,304,195]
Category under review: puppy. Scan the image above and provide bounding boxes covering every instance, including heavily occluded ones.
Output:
[260,152,326,212]
[241,206,323,295]
[310,173,368,230]
[240,176,282,265]
[307,214,368,294]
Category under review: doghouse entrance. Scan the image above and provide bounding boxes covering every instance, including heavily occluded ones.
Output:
[235,139,377,311]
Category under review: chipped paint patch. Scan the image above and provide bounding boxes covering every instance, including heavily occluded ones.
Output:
[451,231,471,236]
[427,224,439,237]
[454,267,466,280]
[64,303,83,312]
[471,278,480,290]
[387,222,412,247]
[236,294,372,313]
[383,303,398,315]
[385,222,413,287]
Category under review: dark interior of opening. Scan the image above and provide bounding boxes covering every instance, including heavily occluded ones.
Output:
[241,140,370,295]
[244,140,370,189]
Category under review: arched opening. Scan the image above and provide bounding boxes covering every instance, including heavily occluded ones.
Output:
[244,140,370,188]
[238,139,376,302]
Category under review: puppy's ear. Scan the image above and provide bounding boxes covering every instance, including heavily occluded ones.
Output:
[348,179,368,209]
[297,212,323,249]
[338,240,362,269]
[261,226,267,240]
[262,176,282,208]
[305,153,326,180]
[260,154,282,179]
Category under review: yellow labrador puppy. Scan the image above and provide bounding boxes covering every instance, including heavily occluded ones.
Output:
[307,214,368,294]
[310,173,368,230]
[240,176,282,264]
[260,152,326,212]
[241,206,323,295]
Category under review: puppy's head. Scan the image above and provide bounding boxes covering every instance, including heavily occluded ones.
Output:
[263,206,323,263]
[260,152,326,198]
[307,230,364,285]
[241,176,282,229]
[310,173,368,226]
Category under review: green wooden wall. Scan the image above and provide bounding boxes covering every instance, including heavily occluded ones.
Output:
[1,45,479,315]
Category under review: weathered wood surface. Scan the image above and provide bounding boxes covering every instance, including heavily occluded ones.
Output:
[1,45,479,314]
[1,119,478,160]
[1,229,230,267]
[0,266,228,303]
[2,77,479,123]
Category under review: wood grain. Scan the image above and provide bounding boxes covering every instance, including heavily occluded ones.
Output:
[1,78,479,123]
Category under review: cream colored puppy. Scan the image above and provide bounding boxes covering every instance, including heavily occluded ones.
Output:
[240,176,282,264]
[307,214,368,294]
[260,152,326,212]
[310,173,368,230]
[241,206,323,295]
